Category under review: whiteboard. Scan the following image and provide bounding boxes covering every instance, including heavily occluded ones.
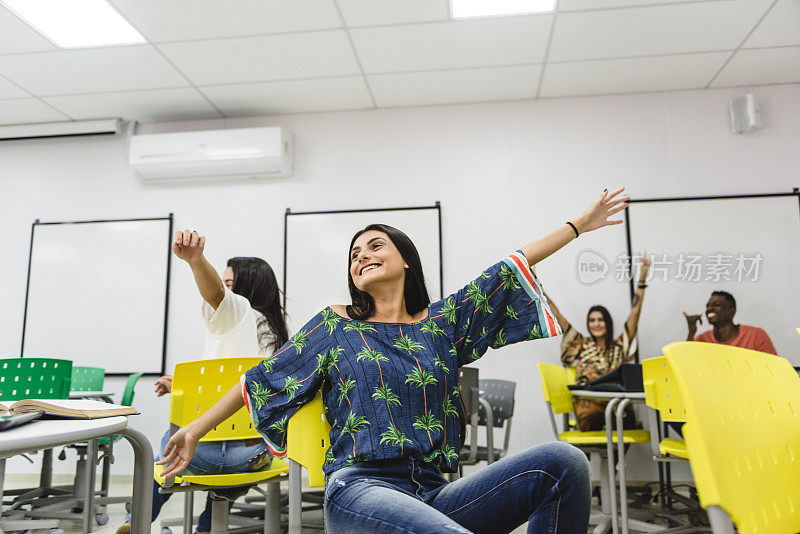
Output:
[284,207,442,334]
[22,218,171,374]
[626,195,800,364]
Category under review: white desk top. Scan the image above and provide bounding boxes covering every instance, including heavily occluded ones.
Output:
[0,416,128,459]
[69,391,115,399]
[570,390,646,400]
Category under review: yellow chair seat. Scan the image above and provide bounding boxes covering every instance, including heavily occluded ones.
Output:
[659,438,688,459]
[559,429,650,445]
[154,458,289,487]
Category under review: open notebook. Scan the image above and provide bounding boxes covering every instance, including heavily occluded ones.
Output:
[0,399,138,419]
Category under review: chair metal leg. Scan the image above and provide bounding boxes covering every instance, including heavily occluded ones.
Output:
[616,399,631,534]
[477,397,494,464]
[593,515,612,534]
[265,480,281,534]
[99,442,112,506]
[183,490,194,534]
[0,458,58,531]
[288,459,302,534]
[707,506,735,534]
[210,497,229,534]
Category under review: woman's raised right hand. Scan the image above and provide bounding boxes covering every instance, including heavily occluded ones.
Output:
[172,229,206,263]
[157,426,199,479]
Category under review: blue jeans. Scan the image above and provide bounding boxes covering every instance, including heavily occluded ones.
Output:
[130,430,269,532]
[324,441,591,534]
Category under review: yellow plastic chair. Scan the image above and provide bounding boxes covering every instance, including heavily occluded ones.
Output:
[538,363,650,532]
[286,389,330,534]
[155,358,289,534]
[538,363,650,446]
[565,365,577,385]
[642,357,688,460]
[664,341,800,534]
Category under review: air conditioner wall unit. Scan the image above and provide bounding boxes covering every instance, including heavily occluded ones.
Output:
[129,126,293,182]
[0,119,122,141]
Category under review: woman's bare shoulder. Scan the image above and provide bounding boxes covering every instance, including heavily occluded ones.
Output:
[330,304,349,318]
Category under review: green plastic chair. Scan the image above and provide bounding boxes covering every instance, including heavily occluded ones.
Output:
[0,358,72,532]
[70,366,105,392]
[0,357,72,400]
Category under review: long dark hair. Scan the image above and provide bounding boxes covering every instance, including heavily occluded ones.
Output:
[586,305,614,349]
[227,257,289,353]
[345,224,430,321]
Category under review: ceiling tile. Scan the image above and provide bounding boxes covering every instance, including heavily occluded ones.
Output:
[540,52,729,98]
[337,0,449,27]
[0,75,28,99]
[109,0,341,42]
[712,46,800,87]
[158,31,360,85]
[0,98,69,125]
[549,0,773,61]
[743,0,800,49]
[0,46,189,96]
[351,15,552,73]
[0,6,57,54]
[200,77,373,115]
[368,65,540,107]
[43,88,222,122]
[558,0,709,10]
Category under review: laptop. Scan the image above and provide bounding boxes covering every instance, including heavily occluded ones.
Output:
[567,363,644,393]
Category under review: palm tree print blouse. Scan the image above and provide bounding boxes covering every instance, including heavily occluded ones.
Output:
[241,251,562,475]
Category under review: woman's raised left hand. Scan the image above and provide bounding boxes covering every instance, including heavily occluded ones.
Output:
[574,188,629,234]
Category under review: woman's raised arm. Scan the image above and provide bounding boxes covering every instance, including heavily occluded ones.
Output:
[520,188,628,266]
[625,252,650,339]
[173,229,226,310]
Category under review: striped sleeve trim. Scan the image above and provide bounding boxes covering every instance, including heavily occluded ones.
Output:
[240,375,287,458]
[503,251,563,338]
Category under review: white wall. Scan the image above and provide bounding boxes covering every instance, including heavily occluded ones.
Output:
[1,83,798,482]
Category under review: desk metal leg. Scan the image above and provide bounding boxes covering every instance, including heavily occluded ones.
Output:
[82,439,98,533]
[119,427,153,534]
[615,399,631,534]
[604,398,621,534]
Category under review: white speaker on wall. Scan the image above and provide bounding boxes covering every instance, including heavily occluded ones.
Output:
[729,94,761,134]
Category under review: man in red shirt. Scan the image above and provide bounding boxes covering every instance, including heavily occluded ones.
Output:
[684,291,777,355]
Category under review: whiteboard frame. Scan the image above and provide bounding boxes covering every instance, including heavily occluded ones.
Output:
[20,215,174,376]
[282,203,444,315]
[623,190,800,362]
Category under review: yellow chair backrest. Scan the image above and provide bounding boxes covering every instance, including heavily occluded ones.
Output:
[537,363,574,415]
[565,365,577,385]
[664,341,800,534]
[642,356,686,422]
[287,390,330,488]
[171,357,263,442]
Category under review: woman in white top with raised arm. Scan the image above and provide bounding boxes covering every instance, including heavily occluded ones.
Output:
[118,230,289,534]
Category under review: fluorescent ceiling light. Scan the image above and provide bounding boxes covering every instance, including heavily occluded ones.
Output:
[451,0,556,18]
[0,0,145,48]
